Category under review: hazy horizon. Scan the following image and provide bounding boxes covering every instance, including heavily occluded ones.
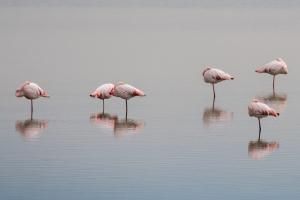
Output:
[1,0,300,8]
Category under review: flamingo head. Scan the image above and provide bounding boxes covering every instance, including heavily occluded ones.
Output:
[15,81,30,97]
[202,67,211,76]
[90,91,98,98]
[15,89,24,97]
[89,94,95,97]
[41,91,50,98]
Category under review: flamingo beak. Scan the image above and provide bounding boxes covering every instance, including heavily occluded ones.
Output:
[42,92,50,98]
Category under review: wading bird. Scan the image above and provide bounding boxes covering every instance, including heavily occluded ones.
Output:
[90,83,115,113]
[15,81,49,118]
[202,67,234,99]
[248,99,279,133]
[110,82,145,118]
[255,58,288,92]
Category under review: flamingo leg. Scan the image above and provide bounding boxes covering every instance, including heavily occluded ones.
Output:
[258,118,261,136]
[212,84,216,99]
[30,100,33,120]
[125,99,128,120]
[102,99,105,114]
[212,96,216,110]
[273,75,275,92]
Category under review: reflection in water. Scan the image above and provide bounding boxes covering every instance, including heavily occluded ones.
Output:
[202,98,233,126]
[90,113,118,130]
[90,113,144,137]
[248,140,279,160]
[114,118,144,137]
[256,93,287,113]
[15,119,48,140]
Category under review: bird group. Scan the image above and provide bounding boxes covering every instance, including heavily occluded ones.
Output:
[16,58,288,133]
[15,81,145,119]
[202,58,288,133]
[89,82,146,118]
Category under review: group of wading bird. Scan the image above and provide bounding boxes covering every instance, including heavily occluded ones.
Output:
[16,58,287,134]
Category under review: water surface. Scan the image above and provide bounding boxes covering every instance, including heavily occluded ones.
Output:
[1,4,300,200]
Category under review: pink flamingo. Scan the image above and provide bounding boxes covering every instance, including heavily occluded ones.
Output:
[248,99,279,133]
[203,67,234,99]
[110,82,145,118]
[255,58,288,91]
[90,83,114,112]
[15,81,49,118]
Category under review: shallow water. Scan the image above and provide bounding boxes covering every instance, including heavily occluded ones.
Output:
[1,4,300,200]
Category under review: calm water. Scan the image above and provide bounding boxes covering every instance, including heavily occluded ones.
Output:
[1,4,300,200]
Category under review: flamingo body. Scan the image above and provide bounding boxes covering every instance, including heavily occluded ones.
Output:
[255,58,288,91]
[16,81,49,99]
[15,81,49,118]
[111,82,145,118]
[90,83,114,99]
[248,99,279,132]
[248,99,279,118]
[255,58,288,75]
[202,67,234,98]
[111,82,145,100]
[203,67,234,84]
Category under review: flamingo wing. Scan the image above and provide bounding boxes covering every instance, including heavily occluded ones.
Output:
[204,68,234,83]
[248,100,279,117]
[256,58,287,75]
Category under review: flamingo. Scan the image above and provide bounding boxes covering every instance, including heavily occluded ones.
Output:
[15,81,49,118]
[255,58,288,92]
[110,82,145,118]
[248,99,279,133]
[202,67,234,99]
[90,83,114,113]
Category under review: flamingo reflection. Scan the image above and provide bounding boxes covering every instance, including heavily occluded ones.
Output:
[90,113,144,137]
[15,119,48,140]
[248,139,279,160]
[90,113,118,130]
[203,98,233,126]
[113,118,144,137]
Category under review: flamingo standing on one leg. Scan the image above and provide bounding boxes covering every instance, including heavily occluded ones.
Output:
[15,81,49,119]
[248,99,279,135]
[255,58,288,92]
[110,82,145,119]
[90,83,115,113]
[202,67,234,99]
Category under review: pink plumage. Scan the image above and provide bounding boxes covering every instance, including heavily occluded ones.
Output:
[248,99,279,118]
[111,82,145,117]
[203,67,234,83]
[16,81,49,99]
[15,81,49,117]
[255,58,288,75]
[248,99,279,132]
[90,83,114,100]
[90,83,115,113]
[111,82,146,100]
[255,58,288,91]
[202,67,234,98]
